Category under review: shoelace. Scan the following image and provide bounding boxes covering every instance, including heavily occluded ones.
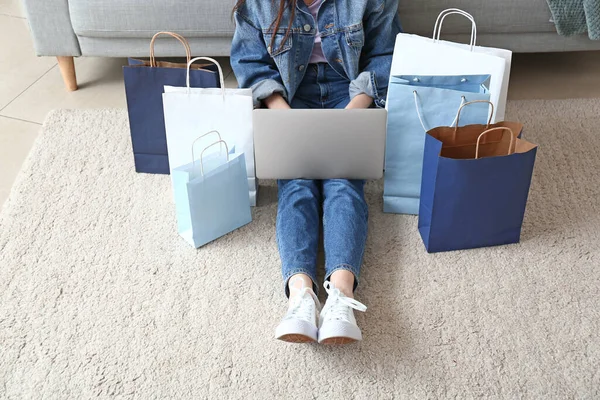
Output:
[287,287,314,321]
[322,281,367,321]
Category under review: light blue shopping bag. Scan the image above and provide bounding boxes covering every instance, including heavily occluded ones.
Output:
[383,75,492,215]
[172,139,252,248]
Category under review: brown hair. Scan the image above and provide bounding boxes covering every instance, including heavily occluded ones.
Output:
[233,0,297,53]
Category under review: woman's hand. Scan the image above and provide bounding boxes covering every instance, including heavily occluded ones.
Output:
[345,93,374,109]
[264,93,291,109]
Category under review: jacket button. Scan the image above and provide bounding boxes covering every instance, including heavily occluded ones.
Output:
[303,24,312,32]
[298,65,305,71]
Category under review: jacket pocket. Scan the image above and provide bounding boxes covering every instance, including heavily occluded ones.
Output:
[264,31,293,57]
[345,23,364,48]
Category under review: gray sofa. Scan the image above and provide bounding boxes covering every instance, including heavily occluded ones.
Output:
[22,0,600,90]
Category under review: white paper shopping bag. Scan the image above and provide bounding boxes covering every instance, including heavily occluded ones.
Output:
[431,9,512,121]
[388,9,508,122]
[163,57,257,206]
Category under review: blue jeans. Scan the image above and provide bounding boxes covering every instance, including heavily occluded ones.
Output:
[278,63,369,297]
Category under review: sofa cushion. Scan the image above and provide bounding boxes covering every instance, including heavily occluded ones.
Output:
[69,0,237,38]
[399,0,557,36]
[69,0,556,40]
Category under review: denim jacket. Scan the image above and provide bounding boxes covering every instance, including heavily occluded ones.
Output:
[230,0,401,108]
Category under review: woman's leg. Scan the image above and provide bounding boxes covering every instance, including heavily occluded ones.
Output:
[317,179,368,344]
[325,65,367,294]
[275,178,322,343]
[278,65,323,297]
[321,179,368,296]
[277,179,321,297]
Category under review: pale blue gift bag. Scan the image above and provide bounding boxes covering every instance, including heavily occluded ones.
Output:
[383,75,492,215]
[172,136,252,248]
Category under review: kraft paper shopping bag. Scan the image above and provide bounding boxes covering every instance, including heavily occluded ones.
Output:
[419,101,538,253]
[123,32,219,174]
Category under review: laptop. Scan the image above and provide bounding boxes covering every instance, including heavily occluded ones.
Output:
[253,109,387,180]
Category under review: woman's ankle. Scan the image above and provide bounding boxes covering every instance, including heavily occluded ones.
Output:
[288,274,314,299]
[329,270,355,298]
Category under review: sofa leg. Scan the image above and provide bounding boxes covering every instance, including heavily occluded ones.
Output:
[57,56,78,91]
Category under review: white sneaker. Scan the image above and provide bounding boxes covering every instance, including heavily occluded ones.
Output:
[275,282,321,343]
[318,281,367,345]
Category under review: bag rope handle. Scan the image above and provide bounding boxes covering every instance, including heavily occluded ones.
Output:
[149,32,192,68]
[475,127,516,159]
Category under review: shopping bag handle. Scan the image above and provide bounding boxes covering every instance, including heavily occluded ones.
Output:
[149,32,192,67]
[413,90,465,132]
[453,100,495,139]
[475,127,516,159]
[192,140,230,176]
[190,130,222,156]
[186,57,226,100]
[191,131,224,170]
[433,9,477,51]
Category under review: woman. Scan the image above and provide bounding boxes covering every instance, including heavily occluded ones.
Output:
[231,0,400,344]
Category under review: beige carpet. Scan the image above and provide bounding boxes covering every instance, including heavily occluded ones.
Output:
[1,100,599,399]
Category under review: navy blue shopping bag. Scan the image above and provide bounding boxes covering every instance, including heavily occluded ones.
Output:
[123,32,219,174]
[418,101,538,253]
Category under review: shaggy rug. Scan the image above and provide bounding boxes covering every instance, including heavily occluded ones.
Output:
[1,100,599,399]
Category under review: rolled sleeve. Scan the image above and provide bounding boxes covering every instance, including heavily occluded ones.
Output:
[358,0,402,108]
[349,71,380,107]
[251,79,288,108]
